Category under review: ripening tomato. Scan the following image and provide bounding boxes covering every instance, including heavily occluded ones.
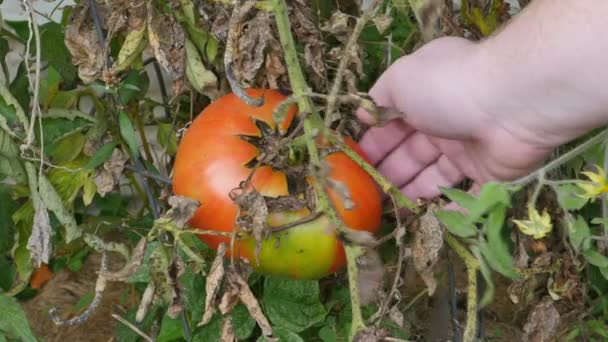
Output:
[172,89,382,279]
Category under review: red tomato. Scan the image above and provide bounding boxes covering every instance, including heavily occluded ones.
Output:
[172,89,382,279]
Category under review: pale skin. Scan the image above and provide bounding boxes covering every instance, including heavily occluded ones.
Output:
[356,0,608,203]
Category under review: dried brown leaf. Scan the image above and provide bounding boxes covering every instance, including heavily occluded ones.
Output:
[199,243,227,327]
[234,11,285,89]
[226,267,274,340]
[93,169,114,197]
[372,15,393,34]
[100,238,147,281]
[93,148,127,197]
[413,204,444,296]
[321,11,351,41]
[28,199,52,267]
[290,1,327,89]
[136,282,156,323]
[218,287,240,315]
[233,188,269,265]
[358,249,385,306]
[166,256,186,319]
[522,296,561,342]
[388,305,404,328]
[220,317,235,342]
[146,0,185,79]
[166,195,200,228]
[64,4,106,83]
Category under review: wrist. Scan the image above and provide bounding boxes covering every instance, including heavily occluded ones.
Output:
[471,0,608,148]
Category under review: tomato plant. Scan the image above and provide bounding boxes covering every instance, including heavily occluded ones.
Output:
[172,89,382,279]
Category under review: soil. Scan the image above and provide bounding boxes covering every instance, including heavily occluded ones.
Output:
[22,252,135,342]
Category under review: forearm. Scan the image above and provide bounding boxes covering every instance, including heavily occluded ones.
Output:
[475,0,608,143]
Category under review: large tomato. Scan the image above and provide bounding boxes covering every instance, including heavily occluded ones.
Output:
[172,89,382,279]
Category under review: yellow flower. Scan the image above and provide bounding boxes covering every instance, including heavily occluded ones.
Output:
[577,165,608,199]
[513,205,553,239]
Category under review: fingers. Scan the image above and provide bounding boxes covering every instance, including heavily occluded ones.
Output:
[358,119,414,165]
[400,154,465,201]
[376,132,441,188]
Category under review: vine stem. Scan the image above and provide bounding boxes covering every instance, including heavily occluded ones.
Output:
[510,129,608,187]
[444,233,480,342]
[270,0,367,339]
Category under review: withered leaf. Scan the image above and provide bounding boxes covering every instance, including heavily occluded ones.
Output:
[225,267,275,341]
[234,188,269,265]
[522,296,561,342]
[167,256,186,319]
[166,195,200,229]
[413,203,444,296]
[199,243,227,327]
[220,317,235,342]
[100,237,148,281]
[234,11,285,89]
[93,148,127,197]
[321,11,351,41]
[218,287,240,315]
[146,0,186,79]
[358,248,385,306]
[28,199,52,267]
[372,15,393,34]
[136,282,156,323]
[64,3,106,83]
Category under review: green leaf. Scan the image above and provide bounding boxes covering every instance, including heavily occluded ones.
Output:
[181,267,206,323]
[0,129,26,184]
[0,295,37,342]
[583,249,608,268]
[118,71,149,104]
[157,123,177,156]
[435,210,478,238]
[156,314,184,342]
[0,92,19,125]
[467,182,511,222]
[263,277,327,333]
[114,25,148,73]
[37,168,81,242]
[232,304,256,340]
[192,315,222,342]
[556,183,588,211]
[0,37,9,79]
[440,187,476,210]
[568,215,591,253]
[118,111,140,158]
[474,244,497,308]
[257,327,304,342]
[47,132,87,163]
[480,206,519,279]
[40,22,77,85]
[39,108,95,146]
[185,39,218,96]
[39,66,63,109]
[85,141,118,170]
[8,62,30,114]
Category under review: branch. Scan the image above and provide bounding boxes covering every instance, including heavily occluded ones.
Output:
[269,1,368,339]
[444,233,480,342]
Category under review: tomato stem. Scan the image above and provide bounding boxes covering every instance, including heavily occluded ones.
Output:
[270,0,368,339]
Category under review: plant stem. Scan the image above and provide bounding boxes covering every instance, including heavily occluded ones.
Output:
[511,129,608,187]
[270,0,367,339]
[444,233,480,342]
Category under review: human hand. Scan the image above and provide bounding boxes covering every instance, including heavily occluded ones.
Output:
[356,36,558,202]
